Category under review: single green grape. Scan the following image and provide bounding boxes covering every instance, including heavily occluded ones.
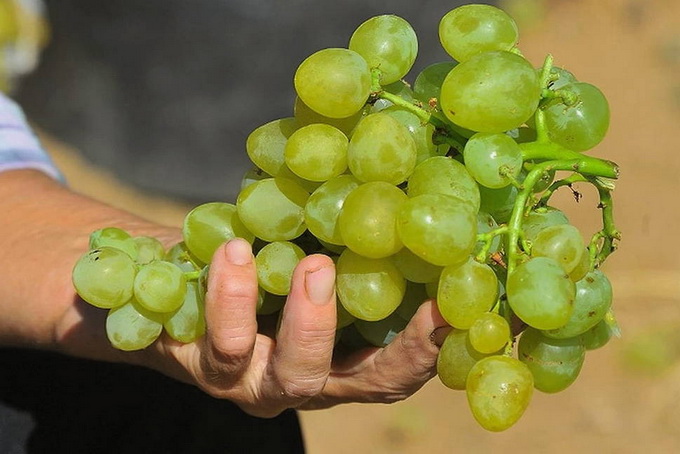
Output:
[335,249,405,321]
[336,299,357,329]
[338,181,407,259]
[165,241,203,272]
[466,356,534,432]
[72,247,136,309]
[284,123,348,182]
[349,15,418,85]
[582,318,614,351]
[246,117,298,176]
[568,248,590,282]
[440,51,540,133]
[382,106,440,164]
[304,174,361,245]
[407,156,480,213]
[294,48,371,118]
[518,328,585,393]
[531,224,585,274]
[106,299,166,351]
[463,132,523,188]
[240,166,271,191]
[164,281,206,344]
[413,61,457,104]
[507,257,575,330]
[439,4,519,62]
[437,329,491,390]
[390,247,443,284]
[89,227,138,260]
[547,66,578,90]
[134,261,187,313]
[133,236,165,265]
[183,202,255,264]
[354,311,408,347]
[522,207,569,242]
[255,241,306,296]
[469,312,511,354]
[347,112,417,185]
[437,259,498,329]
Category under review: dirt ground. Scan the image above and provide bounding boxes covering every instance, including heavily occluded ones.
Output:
[39,0,680,452]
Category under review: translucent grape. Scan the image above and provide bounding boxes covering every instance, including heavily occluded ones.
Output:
[354,311,408,347]
[518,328,585,393]
[531,224,585,274]
[582,318,614,351]
[507,257,575,330]
[382,106,440,164]
[469,312,511,354]
[133,236,165,265]
[522,207,569,242]
[294,48,371,118]
[547,66,578,90]
[165,242,203,272]
[413,61,457,104]
[106,299,165,351]
[338,181,406,258]
[236,178,309,242]
[246,117,298,176]
[183,202,255,264]
[72,247,136,309]
[134,261,187,313]
[349,15,418,85]
[463,132,523,188]
[390,247,443,284]
[347,113,417,185]
[466,356,534,432]
[407,156,480,213]
[437,259,498,329]
[335,249,405,321]
[284,124,348,182]
[255,241,306,295]
[568,248,590,282]
[164,282,206,343]
[543,82,610,152]
[89,227,138,260]
[478,183,518,224]
[440,51,540,133]
[240,166,271,191]
[304,175,361,245]
[439,4,519,62]
[437,329,491,390]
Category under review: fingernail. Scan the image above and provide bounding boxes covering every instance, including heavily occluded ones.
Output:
[305,266,335,305]
[224,238,252,265]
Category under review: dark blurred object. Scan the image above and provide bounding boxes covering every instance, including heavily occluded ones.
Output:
[16,0,481,202]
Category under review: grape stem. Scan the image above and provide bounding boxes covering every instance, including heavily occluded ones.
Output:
[475,225,508,262]
[369,68,466,152]
[184,271,201,281]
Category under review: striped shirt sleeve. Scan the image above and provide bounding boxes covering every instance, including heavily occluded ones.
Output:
[0,92,64,182]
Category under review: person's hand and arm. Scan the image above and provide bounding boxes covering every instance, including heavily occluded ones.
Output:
[0,95,449,418]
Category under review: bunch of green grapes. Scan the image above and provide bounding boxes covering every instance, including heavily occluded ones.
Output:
[72,4,622,432]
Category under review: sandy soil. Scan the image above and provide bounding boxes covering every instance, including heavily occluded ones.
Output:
[40,0,680,452]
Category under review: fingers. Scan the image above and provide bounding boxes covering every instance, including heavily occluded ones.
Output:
[264,254,337,406]
[202,238,259,381]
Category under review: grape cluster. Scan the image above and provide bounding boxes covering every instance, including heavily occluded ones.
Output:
[71,4,622,432]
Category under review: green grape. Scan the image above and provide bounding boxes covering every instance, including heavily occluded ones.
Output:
[382,80,415,102]
[304,175,361,245]
[72,247,136,309]
[440,51,540,133]
[547,66,577,90]
[133,236,165,265]
[395,281,429,320]
[338,181,407,258]
[165,242,203,272]
[543,270,613,339]
[246,117,298,176]
[475,211,501,256]
[284,123,348,182]
[390,247,443,284]
[582,317,614,351]
[134,261,187,313]
[511,126,538,144]
[543,82,610,152]
[530,167,556,192]
[437,329,491,390]
[293,97,364,136]
[413,61,457,104]
[336,299,357,329]
[507,257,575,330]
[469,312,511,354]
[164,281,206,343]
[407,156,480,213]
[106,299,166,351]
[568,248,590,282]
[89,227,138,260]
[478,183,518,224]
[354,311,408,347]
[518,328,585,393]
[522,207,569,241]
[347,112,417,185]
[437,259,498,329]
[336,249,405,321]
[439,4,519,63]
[255,241,306,295]
[276,165,323,194]
[398,194,477,267]
[258,291,286,316]
[466,356,534,432]
[463,132,523,188]
[236,178,309,242]
[240,166,271,191]
[183,202,255,264]
[382,106,440,164]
[531,224,585,274]
[349,15,418,85]
[294,48,371,118]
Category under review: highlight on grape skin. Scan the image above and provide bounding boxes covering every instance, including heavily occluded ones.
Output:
[71,3,621,432]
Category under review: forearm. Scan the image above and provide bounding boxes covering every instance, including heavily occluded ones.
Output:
[0,169,180,363]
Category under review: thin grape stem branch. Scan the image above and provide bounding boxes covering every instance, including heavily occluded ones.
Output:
[475,225,508,262]
[591,180,621,266]
[184,271,201,281]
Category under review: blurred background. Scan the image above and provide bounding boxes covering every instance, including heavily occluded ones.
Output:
[4,0,680,451]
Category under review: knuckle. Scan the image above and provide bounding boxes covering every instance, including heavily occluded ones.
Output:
[278,377,324,402]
